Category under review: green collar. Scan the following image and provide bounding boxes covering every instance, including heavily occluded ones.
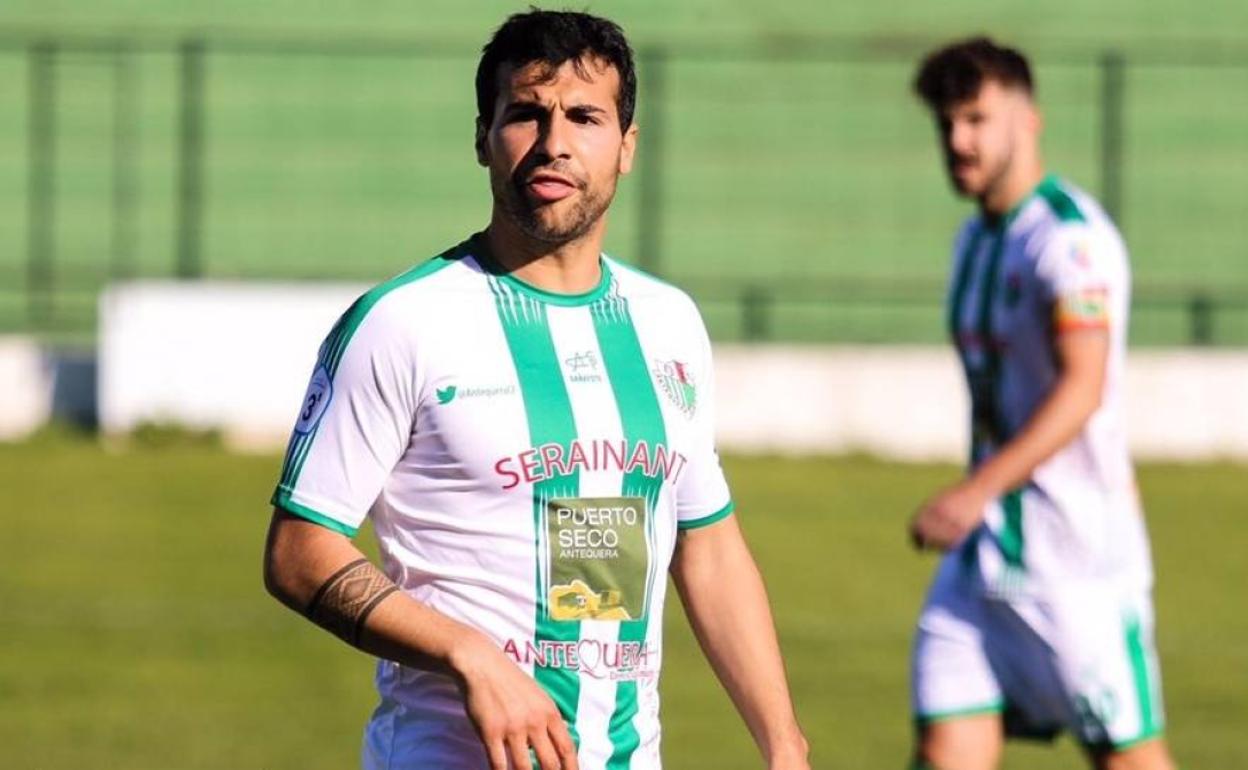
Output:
[984,173,1056,231]
[470,232,613,307]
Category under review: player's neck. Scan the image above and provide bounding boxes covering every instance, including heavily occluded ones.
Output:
[483,215,607,295]
[979,161,1046,223]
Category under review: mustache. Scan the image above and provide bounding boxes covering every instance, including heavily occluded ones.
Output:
[512,160,586,189]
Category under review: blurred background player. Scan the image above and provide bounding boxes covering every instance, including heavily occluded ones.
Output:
[906,38,1175,770]
[262,9,809,770]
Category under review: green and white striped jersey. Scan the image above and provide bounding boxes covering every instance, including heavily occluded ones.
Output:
[272,235,733,769]
[945,175,1152,598]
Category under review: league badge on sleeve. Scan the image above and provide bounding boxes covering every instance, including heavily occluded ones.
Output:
[653,359,697,418]
[1055,287,1111,332]
[294,365,333,434]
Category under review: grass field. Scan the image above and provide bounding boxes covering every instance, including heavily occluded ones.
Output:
[1,1,1247,343]
[1,432,1244,768]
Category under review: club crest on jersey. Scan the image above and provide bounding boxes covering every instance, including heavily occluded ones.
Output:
[653,359,697,418]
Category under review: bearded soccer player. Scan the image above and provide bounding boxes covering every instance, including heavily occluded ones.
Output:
[906,38,1175,770]
[262,10,808,770]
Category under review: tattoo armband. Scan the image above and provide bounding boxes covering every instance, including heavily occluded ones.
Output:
[305,558,398,647]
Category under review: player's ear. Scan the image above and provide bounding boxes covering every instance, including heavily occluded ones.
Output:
[474,117,490,166]
[1018,92,1042,136]
[618,123,638,176]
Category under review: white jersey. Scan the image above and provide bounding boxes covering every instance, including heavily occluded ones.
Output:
[272,235,733,769]
[945,175,1152,596]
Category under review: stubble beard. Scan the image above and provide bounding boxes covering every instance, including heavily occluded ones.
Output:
[492,167,616,246]
[952,138,1016,203]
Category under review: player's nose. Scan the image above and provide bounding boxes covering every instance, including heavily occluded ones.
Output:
[536,111,574,160]
[947,120,975,156]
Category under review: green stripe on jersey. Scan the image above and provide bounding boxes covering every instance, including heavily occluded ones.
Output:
[591,284,669,770]
[488,276,584,748]
[1125,613,1162,740]
[998,489,1024,568]
[275,242,465,494]
[947,223,985,340]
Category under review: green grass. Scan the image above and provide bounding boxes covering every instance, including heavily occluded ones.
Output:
[1,1,1247,343]
[1,434,1244,768]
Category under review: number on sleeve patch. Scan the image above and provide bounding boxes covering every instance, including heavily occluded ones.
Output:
[294,365,334,434]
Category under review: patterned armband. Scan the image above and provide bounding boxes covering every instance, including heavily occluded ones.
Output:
[305,559,399,647]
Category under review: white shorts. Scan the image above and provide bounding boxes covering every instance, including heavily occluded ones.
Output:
[911,556,1165,749]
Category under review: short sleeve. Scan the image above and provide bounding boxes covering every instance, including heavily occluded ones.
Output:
[1034,225,1116,333]
[271,299,418,536]
[673,309,734,530]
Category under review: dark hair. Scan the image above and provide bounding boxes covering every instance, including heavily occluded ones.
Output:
[475,9,637,132]
[914,37,1033,110]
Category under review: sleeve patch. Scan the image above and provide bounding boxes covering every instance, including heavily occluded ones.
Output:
[294,365,334,435]
[1055,287,1110,330]
[1068,238,1094,271]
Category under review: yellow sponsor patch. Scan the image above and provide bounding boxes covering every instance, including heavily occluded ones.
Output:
[1055,287,1110,330]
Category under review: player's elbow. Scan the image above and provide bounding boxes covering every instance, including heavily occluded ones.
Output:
[262,511,305,612]
[262,537,289,605]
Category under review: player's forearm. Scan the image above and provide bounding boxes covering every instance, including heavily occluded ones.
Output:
[968,368,1101,499]
[671,519,809,765]
[263,508,490,677]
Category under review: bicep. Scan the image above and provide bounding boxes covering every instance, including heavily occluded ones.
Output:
[1054,327,1109,389]
[264,506,366,608]
[670,514,745,587]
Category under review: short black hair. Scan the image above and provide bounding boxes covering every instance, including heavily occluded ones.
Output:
[475,9,637,132]
[914,37,1034,111]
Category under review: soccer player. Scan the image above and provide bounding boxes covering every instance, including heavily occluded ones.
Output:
[262,10,809,770]
[907,38,1176,770]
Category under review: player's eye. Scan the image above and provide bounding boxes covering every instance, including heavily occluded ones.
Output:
[504,105,546,124]
[567,108,604,125]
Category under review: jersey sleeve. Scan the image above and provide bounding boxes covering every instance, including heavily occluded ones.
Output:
[673,306,734,530]
[271,298,419,536]
[1034,225,1117,333]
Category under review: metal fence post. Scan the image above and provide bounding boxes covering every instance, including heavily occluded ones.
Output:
[27,41,56,328]
[1099,51,1125,228]
[637,46,666,277]
[1188,292,1213,346]
[112,43,139,280]
[742,285,771,341]
[176,38,206,278]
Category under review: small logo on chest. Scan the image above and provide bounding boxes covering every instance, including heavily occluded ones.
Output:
[434,382,516,405]
[564,351,603,384]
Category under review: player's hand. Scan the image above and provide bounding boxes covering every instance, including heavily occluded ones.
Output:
[909,480,990,551]
[449,633,579,770]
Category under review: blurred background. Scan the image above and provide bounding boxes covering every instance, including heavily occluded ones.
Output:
[1,1,1245,768]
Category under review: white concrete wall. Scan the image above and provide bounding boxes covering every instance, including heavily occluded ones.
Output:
[712,346,969,461]
[98,281,366,448]
[0,281,1239,460]
[0,336,53,440]
[713,345,1248,461]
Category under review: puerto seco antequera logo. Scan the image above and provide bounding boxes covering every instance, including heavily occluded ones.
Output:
[653,359,697,418]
